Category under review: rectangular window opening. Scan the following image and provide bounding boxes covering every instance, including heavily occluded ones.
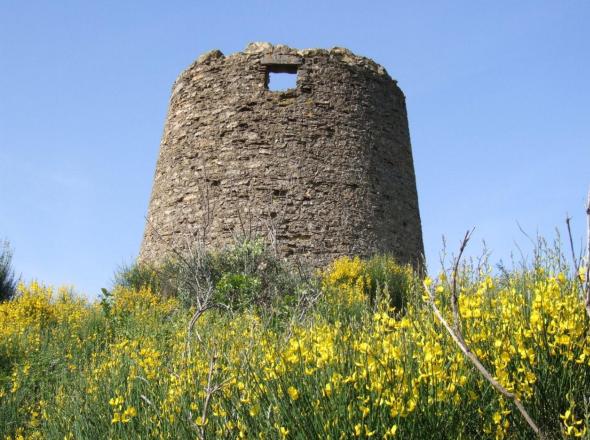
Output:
[266,67,298,92]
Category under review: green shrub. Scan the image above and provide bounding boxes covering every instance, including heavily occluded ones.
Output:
[114,262,159,292]
[215,272,261,308]
[322,254,418,314]
[364,254,418,311]
[179,238,308,322]
[113,237,314,326]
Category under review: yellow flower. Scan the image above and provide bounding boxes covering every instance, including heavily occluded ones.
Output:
[354,423,362,437]
[560,404,587,437]
[121,406,137,423]
[287,386,299,401]
[365,426,376,437]
[493,411,502,425]
[109,396,124,407]
[360,405,370,418]
[249,404,260,417]
[388,425,398,436]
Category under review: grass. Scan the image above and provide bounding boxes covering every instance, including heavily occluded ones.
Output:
[0,239,589,439]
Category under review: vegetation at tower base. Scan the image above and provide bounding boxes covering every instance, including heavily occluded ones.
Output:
[1,239,590,439]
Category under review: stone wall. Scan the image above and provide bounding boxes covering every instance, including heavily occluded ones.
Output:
[139,42,424,268]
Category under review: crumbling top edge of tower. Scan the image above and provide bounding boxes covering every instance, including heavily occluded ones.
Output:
[174,42,395,88]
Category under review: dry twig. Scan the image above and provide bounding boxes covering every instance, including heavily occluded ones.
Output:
[185,301,229,359]
[193,351,232,440]
[565,215,580,277]
[426,230,545,438]
[450,228,474,339]
[585,190,590,319]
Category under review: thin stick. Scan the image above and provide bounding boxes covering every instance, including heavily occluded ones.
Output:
[197,352,233,440]
[185,302,228,359]
[585,190,590,319]
[186,306,209,356]
[140,394,153,406]
[426,286,544,437]
[566,215,581,278]
[199,352,217,440]
[450,229,474,339]
[426,228,544,438]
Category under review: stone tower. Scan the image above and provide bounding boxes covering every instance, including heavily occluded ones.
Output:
[140,42,424,267]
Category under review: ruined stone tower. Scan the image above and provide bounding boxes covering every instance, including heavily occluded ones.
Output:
[140,42,424,267]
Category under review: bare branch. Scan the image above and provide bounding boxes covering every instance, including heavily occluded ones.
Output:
[585,190,590,320]
[198,352,217,440]
[516,221,535,247]
[450,228,475,339]
[140,394,153,406]
[192,351,233,440]
[426,283,544,437]
[426,228,545,438]
[565,215,580,277]
[185,301,229,359]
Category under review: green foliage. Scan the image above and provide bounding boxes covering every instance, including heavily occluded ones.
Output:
[321,254,417,314]
[364,254,418,311]
[115,238,309,324]
[3,239,589,439]
[215,272,261,307]
[0,240,17,302]
[114,262,161,293]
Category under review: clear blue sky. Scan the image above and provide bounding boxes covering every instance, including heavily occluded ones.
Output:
[1,1,588,298]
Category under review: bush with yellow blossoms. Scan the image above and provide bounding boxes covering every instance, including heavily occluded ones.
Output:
[1,242,589,439]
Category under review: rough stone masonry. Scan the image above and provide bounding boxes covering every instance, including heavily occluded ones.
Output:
[140,42,424,268]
